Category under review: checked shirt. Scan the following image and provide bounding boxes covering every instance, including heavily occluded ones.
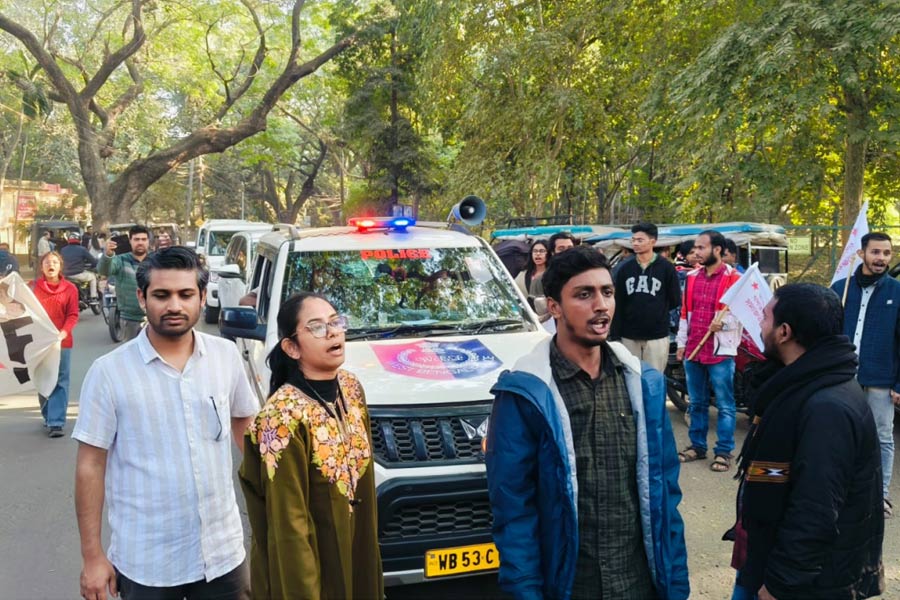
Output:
[550,340,657,599]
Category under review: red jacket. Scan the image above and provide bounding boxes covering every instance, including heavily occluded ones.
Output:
[32,277,79,349]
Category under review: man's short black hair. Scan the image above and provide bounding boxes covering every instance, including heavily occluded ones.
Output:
[861,232,892,249]
[542,245,610,302]
[772,283,843,349]
[724,238,738,256]
[677,240,694,258]
[129,224,150,239]
[548,231,577,254]
[631,222,658,240]
[698,230,727,255]
[136,246,209,296]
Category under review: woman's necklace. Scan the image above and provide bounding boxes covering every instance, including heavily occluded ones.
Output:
[305,382,350,445]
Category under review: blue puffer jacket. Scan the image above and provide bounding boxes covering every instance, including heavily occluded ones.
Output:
[485,338,689,600]
[832,269,900,392]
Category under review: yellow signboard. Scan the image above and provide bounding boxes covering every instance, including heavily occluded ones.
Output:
[788,237,811,256]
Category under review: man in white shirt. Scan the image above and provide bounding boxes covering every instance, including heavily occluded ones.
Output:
[74,246,258,600]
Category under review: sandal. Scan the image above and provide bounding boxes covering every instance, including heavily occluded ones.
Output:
[678,446,707,463]
[710,454,733,472]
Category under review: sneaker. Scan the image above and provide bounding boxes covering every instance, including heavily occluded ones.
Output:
[885,498,893,519]
[48,426,64,438]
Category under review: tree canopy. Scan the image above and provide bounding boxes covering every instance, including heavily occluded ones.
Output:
[1,0,898,231]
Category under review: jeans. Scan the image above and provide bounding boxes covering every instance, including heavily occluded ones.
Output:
[40,348,71,428]
[684,358,736,456]
[864,387,894,498]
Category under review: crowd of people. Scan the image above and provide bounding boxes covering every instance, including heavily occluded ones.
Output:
[2,217,890,599]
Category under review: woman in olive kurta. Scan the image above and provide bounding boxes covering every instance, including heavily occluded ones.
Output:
[240,292,383,600]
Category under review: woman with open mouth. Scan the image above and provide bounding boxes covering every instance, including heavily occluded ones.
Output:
[31,251,80,438]
[239,291,382,599]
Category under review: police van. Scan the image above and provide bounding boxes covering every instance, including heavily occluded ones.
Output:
[220,207,548,586]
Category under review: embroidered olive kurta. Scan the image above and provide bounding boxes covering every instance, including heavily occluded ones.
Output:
[239,370,383,600]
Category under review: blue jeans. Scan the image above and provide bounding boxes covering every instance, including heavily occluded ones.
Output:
[40,348,71,428]
[684,358,736,456]
[864,387,894,498]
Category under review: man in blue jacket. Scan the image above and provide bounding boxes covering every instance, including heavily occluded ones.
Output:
[486,246,689,600]
[832,231,900,518]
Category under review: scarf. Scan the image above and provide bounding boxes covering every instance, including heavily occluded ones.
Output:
[855,263,886,288]
[737,335,858,525]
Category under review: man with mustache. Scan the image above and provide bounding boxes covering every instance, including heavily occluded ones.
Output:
[73,247,257,600]
[675,230,743,473]
[99,224,152,341]
[486,246,689,599]
[832,231,900,518]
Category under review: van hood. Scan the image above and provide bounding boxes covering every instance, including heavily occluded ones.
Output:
[345,330,549,406]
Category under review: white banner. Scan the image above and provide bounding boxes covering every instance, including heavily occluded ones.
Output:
[720,264,773,352]
[0,272,61,398]
[831,201,869,285]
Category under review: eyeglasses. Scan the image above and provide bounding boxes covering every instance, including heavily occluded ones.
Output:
[532,249,548,255]
[302,315,349,339]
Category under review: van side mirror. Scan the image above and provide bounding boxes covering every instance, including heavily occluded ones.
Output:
[219,306,265,341]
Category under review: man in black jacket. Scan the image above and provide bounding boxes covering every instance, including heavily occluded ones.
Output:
[611,222,681,373]
[732,283,883,599]
[60,234,99,303]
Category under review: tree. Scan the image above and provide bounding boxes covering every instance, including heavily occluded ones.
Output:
[667,0,900,236]
[333,0,440,217]
[0,0,368,228]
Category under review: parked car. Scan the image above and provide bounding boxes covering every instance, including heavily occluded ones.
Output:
[212,228,270,312]
[195,220,276,323]
[220,213,548,587]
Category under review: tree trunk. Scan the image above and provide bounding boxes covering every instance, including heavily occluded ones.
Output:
[842,95,868,245]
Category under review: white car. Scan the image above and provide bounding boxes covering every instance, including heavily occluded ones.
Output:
[196,220,275,323]
[221,216,548,587]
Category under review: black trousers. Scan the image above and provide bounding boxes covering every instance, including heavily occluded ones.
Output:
[116,560,250,600]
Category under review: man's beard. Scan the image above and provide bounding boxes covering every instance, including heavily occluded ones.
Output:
[702,253,719,267]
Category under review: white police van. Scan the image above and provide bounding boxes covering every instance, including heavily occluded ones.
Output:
[220,206,548,586]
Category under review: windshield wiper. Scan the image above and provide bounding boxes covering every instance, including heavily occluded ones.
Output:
[456,318,527,335]
[345,323,462,341]
[345,319,525,341]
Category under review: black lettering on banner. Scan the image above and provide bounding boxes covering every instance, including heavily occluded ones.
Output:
[1,316,34,384]
[2,316,34,363]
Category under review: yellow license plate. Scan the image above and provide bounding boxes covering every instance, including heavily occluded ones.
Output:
[424,542,500,578]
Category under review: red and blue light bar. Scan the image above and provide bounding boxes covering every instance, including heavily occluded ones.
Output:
[348,216,416,232]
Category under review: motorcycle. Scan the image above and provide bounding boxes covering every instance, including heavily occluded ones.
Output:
[73,275,102,315]
[101,279,124,342]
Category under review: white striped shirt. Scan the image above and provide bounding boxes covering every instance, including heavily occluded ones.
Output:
[73,329,258,586]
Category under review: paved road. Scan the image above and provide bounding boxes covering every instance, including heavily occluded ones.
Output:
[1,313,898,598]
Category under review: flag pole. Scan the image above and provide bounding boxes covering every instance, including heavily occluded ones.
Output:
[687,307,730,361]
[841,254,858,307]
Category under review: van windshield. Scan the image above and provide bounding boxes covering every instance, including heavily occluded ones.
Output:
[282,246,531,338]
[208,231,239,256]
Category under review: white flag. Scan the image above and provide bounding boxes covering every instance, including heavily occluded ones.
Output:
[830,201,869,285]
[720,264,773,352]
[0,272,61,398]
